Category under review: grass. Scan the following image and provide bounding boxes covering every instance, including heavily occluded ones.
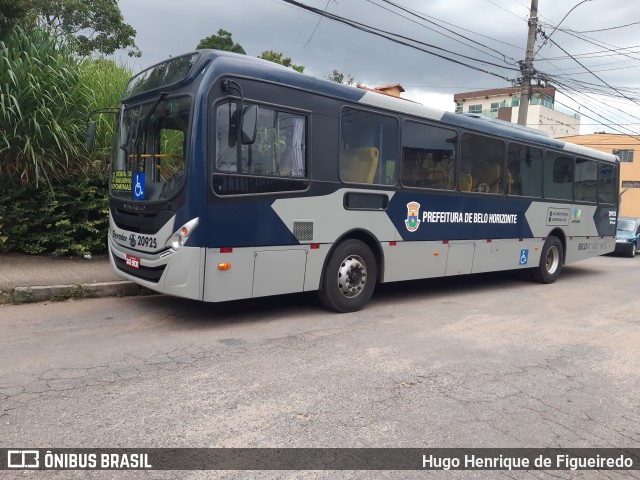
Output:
[0,26,132,186]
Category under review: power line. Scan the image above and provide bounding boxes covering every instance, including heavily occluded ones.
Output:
[552,86,640,140]
[374,0,520,65]
[544,36,640,110]
[281,0,640,139]
[551,25,640,63]
[278,0,518,81]
[484,0,527,20]
[566,20,640,34]
[302,0,334,49]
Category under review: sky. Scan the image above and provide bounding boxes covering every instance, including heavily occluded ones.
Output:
[116,0,640,136]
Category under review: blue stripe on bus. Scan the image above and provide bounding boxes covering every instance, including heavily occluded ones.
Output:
[388,192,534,241]
[207,199,299,248]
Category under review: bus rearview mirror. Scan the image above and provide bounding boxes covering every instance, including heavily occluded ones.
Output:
[241,105,257,145]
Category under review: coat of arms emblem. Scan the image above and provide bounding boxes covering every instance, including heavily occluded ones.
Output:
[405,201,421,232]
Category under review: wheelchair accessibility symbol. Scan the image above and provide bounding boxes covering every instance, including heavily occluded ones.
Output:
[519,249,529,265]
[133,172,145,200]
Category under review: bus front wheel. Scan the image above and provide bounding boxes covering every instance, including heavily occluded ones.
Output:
[531,236,563,284]
[319,239,377,313]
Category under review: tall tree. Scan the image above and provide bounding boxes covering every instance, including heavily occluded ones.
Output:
[196,29,245,54]
[0,0,139,56]
[258,50,304,73]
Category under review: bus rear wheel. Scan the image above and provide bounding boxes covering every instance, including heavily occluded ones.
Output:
[319,239,377,313]
[531,236,563,284]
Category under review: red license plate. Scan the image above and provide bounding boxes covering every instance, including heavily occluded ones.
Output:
[125,254,140,269]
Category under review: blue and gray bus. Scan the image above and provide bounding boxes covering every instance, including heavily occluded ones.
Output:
[99,50,619,312]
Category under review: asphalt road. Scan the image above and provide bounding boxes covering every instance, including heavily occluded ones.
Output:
[1,254,639,479]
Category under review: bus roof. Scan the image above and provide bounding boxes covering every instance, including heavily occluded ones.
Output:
[133,49,619,164]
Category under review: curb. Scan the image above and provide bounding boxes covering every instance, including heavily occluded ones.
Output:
[0,281,148,305]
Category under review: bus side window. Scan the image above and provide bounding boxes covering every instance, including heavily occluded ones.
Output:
[401,121,456,190]
[461,132,504,194]
[544,151,573,200]
[507,143,542,197]
[340,107,398,185]
[215,102,307,178]
[598,162,616,204]
[575,158,597,202]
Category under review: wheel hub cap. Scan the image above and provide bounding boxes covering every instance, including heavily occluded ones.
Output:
[337,255,367,298]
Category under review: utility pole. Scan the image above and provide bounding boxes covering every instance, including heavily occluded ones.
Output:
[517,0,538,126]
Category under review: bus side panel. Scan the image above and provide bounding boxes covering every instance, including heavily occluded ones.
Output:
[203,246,312,301]
[304,246,330,292]
[252,248,306,298]
[471,238,544,273]
[204,247,255,302]
[382,240,447,282]
[565,236,614,264]
[524,201,616,262]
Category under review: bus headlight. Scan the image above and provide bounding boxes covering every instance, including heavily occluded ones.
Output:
[167,217,199,250]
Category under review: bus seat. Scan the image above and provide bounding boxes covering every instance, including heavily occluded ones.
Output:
[384,160,396,185]
[480,163,501,193]
[341,147,379,184]
[459,173,472,192]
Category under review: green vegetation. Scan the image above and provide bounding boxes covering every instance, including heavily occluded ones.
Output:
[0,26,131,186]
[196,29,305,73]
[0,0,139,56]
[0,175,109,256]
[327,69,355,85]
[258,50,304,73]
[0,26,87,185]
[196,28,245,54]
[0,25,131,255]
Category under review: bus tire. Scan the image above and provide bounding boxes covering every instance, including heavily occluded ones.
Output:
[319,239,377,313]
[531,236,563,284]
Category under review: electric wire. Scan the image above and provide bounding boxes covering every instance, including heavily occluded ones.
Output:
[282,0,640,139]
[279,0,519,81]
[373,0,521,65]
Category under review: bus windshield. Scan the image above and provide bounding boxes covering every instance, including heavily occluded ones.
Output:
[110,95,192,201]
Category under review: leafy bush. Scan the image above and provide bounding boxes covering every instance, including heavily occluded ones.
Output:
[0,176,109,256]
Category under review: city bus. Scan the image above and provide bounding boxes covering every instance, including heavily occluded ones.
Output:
[94,49,619,312]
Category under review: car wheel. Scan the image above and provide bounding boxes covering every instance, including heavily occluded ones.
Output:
[629,243,637,258]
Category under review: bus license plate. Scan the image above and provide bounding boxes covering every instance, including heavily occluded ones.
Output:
[126,254,140,269]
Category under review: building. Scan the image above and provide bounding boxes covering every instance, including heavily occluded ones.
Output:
[558,133,640,218]
[453,86,580,138]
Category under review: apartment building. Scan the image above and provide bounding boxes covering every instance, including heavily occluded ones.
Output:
[453,86,580,138]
